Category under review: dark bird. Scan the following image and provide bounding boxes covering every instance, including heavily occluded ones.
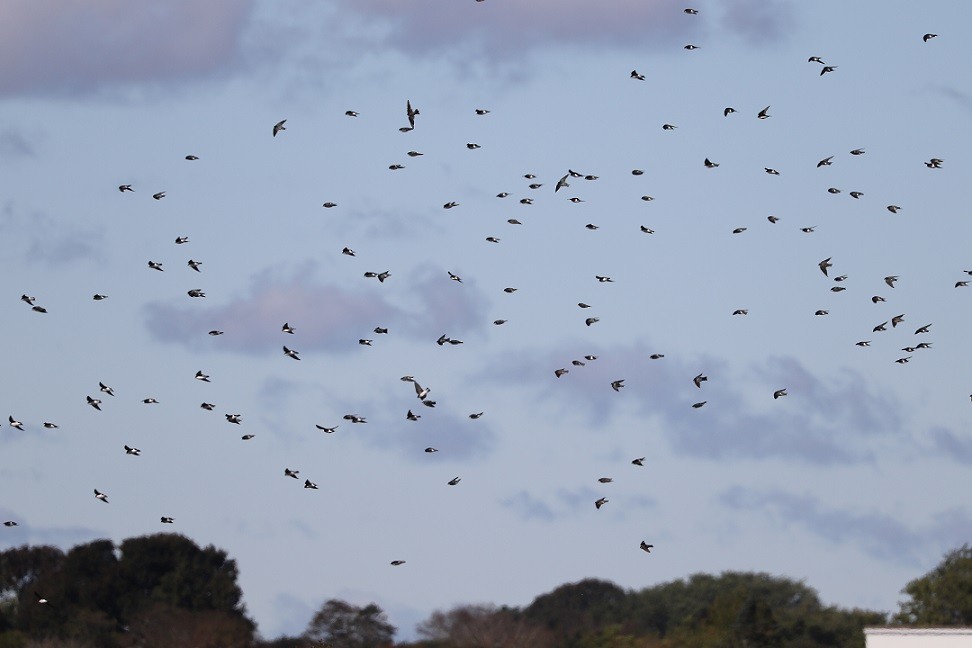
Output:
[175,236,189,244]
[225,413,242,424]
[201,402,215,411]
[345,110,359,117]
[406,100,419,128]
[662,123,677,130]
[873,322,888,332]
[466,143,481,149]
[99,382,115,397]
[284,468,299,479]
[817,156,834,167]
[9,416,24,430]
[152,192,165,200]
[801,227,816,233]
[555,368,569,378]
[3,521,17,527]
[148,261,163,271]
[923,33,938,42]
[765,167,780,175]
[850,191,863,199]
[443,201,459,209]
[732,227,747,234]
[808,56,825,63]
[141,398,158,404]
[650,353,665,359]
[598,477,613,484]
[640,541,653,553]
[469,412,484,419]
[187,259,202,272]
[406,409,420,421]
[86,396,102,411]
[684,8,698,14]
[323,202,338,208]
[241,434,255,440]
[692,401,707,408]
[195,370,210,382]
[283,345,300,360]
[704,157,719,168]
[304,479,318,490]
[31,306,47,314]
[856,341,871,347]
[43,422,58,429]
[556,174,570,192]
[595,497,608,509]
[94,489,108,503]
[815,310,829,316]
[585,317,600,326]
[724,107,736,116]
[425,447,438,453]
[209,330,223,336]
[448,477,461,486]
[282,322,295,334]
[915,324,932,334]
[448,271,462,283]
[595,275,613,283]
[475,108,490,115]
[828,187,841,194]
[773,388,788,399]
[891,314,905,328]
[185,155,198,161]
[118,184,133,192]
[374,327,388,334]
[273,119,287,136]
[631,69,646,81]
[161,517,174,523]
[611,379,625,392]
[640,226,655,234]
[885,276,899,288]
[390,560,406,566]
[632,457,645,466]
[93,294,108,300]
[316,425,337,433]
[887,205,901,213]
[820,65,837,75]
[693,373,708,388]
[187,289,205,298]
[733,309,748,315]
[684,44,699,50]
[757,106,771,119]
[819,257,833,276]
[872,296,886,303]
[895,357,912,364]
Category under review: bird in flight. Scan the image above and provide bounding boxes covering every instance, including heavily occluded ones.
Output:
[273,119,287,136]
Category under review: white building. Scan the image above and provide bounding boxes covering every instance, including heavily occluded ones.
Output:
[865,628,972,647]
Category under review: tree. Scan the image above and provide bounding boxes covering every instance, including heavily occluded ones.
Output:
[417,603,553,647]
[895,544,972,625]
[302,599,395,647]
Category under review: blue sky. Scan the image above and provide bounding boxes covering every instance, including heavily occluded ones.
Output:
[1,0,971,640]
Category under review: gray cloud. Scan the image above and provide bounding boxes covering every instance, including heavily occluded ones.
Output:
[928,427,972,464]
[0,129,36,160]
[720,0,796,46]
[144,262,489,355]
[720,486,972,568]
[0,0,254,97]
[480,343,901,464]
[1,202,104,265]
[502,491,556,522]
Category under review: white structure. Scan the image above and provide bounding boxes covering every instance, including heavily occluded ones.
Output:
[865,628,972,647]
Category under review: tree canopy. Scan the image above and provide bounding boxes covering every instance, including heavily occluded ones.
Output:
[895,544,972,626]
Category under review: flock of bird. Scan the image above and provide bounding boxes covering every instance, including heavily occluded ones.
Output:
[3,6,964,614]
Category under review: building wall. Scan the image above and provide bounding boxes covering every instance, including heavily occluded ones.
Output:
[865,628,972,647]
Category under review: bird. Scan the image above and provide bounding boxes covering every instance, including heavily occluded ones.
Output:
[148,261,163,271]
[732,309,748,315]
[345,110,358,117]
[424,447,438,453]
[808,56,825,63]
[282,322,295,334]
[316,425,338,433]
[598,477,613,484]
[99,382,114,396]
[374,327,388,334]
[585,317,600,326]
[93,294,108,300]
[757,106,771,119]
[195,370,210,382]
[241,434,255,440]
[828,187,841,194]
[773,388,788,399]
[152,192,165,200]
[555,174,570,192]
[118,184,133,192]
[887,205,901,214]
[187,289,205,298]
[284,468,299,479]
[32,306,46,313]
[596,275,613,283]
[343,414,367,423]
[831,286,846,293]
[406,410,421,421]
[584,355,598,361]
[611,379,625,392]
[208,330,223,336]
[20,294,36,305]
[923,33,938,42]
[9,416,24,430]
[850,191,864,199]
[443,201,459,209]
[448,271,462,283]
[225,414,242,424]
[448,477,461,486]
[86,396,102,411]
[650,354,665,360]
[632,457,645,466]
[767,215,780,224]
[684,8,698,14]
[475,108,490,115]
[390,560,406,566]
[815,310,829,316]
[632,169,644,176]
[956,281,969,288]
[407,150,423,157]
[486,237,500,243]
[406,100,419,128]
[141,398,158,404]
[820,65,838,75]
[801,227,816,233]
[856,341,871,347]
[817,156,834,167]
[631,70,645,81]
[595,497,608,509]
[724,107,736,116]
[272,119,287,136]
[201,403,215,411]
[925,158,944,169]
[161,517,174,524]
[175,236,189,244]
[704,158,719,168]
[765,167,780,175]
[850,148,865,156]
[640,541,654,553]
[732,227,747,234]
[872,296,886,303]
[662,124,677,130]
[640,226,655,234]
[891,314,905,328]
[304,479,318,489]
[185,155,198,160]
[43,422,58,429]
[834,275,848,282]
[493,319,507,325]
[895,357,912,364]
[684,44,699,50]
[466,143,481,150]
[555,368,569,378]
[323,202,338,208]
[819,258,833,276]
[469,412,484,419]
[692,401,707,408]
[3,521,18,527]
[187,259,202,272]
[873,322,888,332]
[915,324,932,334]
[283,346,300,360]
[94,489,108,503]
[885,276,899,288]
[694,373,708,388]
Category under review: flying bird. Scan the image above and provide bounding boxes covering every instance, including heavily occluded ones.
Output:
[819,258,833,276]
[693,373,708,388]
[632,457,645,466]
[283,346,300,360]
[406,100,419,128]
[595,498,608,509]
[9,416,24,430]
[225,414,242,424]
[94,489,108,503]
[773,388,788,399]
[273,119,287,136]
[757,106,771,119]
[195,370,210,382]
[86,396,102,411]
[631,70,645,81]
[448,477,461,486]
[611,379,625,392]
[161,517,174,524]
[640,541,653,553]
[923,33,938,42]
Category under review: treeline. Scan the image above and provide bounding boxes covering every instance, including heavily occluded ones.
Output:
[1,535,969,647]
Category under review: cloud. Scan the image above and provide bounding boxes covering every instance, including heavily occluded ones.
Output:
[502,491,556,522]
[327,0,693,59]
[0,129,36,160]
[720,486,972,568]
[719,0,796,45]
[0,202,104,265]
[143,264,403,354]
[928,427,972,464]
[0,0,255,97]
[480,344,901,464]
[144,262,489,355]
[936,86,972,114]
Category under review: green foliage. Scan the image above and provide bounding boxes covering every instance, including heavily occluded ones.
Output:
[416,603,551,647]
[895,544,972,625]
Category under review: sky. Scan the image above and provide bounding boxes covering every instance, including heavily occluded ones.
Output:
[1,0,971,641]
